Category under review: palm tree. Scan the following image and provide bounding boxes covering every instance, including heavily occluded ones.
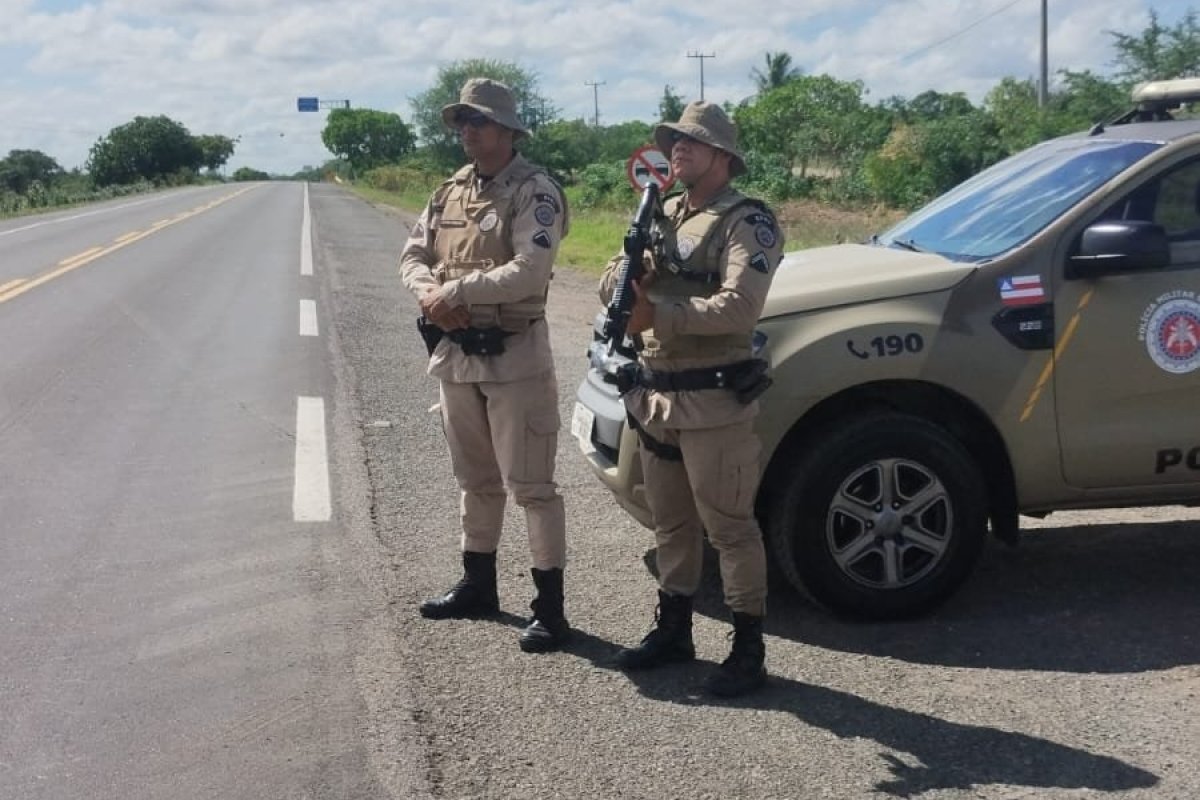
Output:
[750,51,802,93]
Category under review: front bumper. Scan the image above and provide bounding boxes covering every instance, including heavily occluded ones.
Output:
[570,321,653,528]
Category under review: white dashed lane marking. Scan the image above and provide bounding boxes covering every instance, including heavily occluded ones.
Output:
[293,396,331,522]
[300,299,318,337]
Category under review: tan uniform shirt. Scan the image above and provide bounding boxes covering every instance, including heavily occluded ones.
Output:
[600,185,784,428]
[400,153,567,384]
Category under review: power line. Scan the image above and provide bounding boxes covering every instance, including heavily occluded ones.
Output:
[893,0,1025,65]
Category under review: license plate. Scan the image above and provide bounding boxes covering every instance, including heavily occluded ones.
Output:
[570,402,595,447]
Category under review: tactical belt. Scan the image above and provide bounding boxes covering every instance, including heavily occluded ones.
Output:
[619,358,773,405]
[446,326,514,356]
[626,413,683,462]
[637,362,747,392]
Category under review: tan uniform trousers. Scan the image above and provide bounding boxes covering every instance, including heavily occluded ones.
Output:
[439,369,566,570]
[638,416,767,615]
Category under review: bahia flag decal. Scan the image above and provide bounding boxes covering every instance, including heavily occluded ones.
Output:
[998,275,1046,306]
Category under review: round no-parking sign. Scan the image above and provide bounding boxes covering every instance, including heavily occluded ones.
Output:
[625,145,674,193]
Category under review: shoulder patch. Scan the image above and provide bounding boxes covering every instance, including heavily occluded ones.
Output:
[410,221,425,239]
[745,211,778,249]
[534,204,557,226]
[754,225,777,249]
[749,252,771,274]
[534,192,561,213]
[532,230,553,249]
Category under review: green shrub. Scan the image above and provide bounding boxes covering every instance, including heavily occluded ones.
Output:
[576,161,628,209]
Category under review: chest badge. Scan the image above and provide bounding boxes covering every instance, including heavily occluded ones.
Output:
[479,210,499,232]
[676,237,697,260]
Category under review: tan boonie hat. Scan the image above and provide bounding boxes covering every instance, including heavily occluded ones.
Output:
[654,100,746,177]
[441,77,529,138]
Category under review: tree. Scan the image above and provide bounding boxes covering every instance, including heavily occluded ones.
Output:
[0,149,63,194]
[595,120,654,161]
[899,90,976,121]
[87,115,202,186]
[1053,70,1128,127]
[1110,9,1200,84]
[736,75,881,178]
[321,108,415,174]
[194,134,237,172]
[409,59,552,171]
[750,51,802,94]
[658,84,686,121]
[232,166,270,182]
[520,118,597,181]
[982,77,1051,155]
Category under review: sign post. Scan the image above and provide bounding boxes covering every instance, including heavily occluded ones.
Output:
[625,146,674,193]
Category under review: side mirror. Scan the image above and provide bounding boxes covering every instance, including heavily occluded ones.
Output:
[1067,220,1169,279]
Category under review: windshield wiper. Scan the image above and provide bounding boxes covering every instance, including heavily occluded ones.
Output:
[889,238,928,253]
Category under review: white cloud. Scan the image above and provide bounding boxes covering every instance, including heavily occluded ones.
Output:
[0,0,1189,174]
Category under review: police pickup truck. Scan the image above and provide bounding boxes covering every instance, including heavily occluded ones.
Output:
[573,78,1200,620]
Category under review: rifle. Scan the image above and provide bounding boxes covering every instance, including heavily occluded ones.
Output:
[600,182,661,353]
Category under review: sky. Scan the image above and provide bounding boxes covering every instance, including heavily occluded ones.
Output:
[0,1,1191,176]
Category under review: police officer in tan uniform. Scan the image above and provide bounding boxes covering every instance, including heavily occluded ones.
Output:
[600,101,784,696]
[400,78,571,653]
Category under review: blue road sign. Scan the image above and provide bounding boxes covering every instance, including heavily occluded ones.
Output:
[297,97,319,112]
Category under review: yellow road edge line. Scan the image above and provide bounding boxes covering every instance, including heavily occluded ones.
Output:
[0,186,259,306]
[0,278,26,295]
[1019,289,1094,422]
[114,231,142,244]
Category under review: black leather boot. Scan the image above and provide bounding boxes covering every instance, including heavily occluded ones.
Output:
[519,568,571,653]
[705,611,767,697]
[419,551,500,619]
[614,590,696,670]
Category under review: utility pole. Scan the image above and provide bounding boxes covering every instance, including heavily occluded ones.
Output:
[1038,0,1049,108]
[687,51,715,101]
[584,80,606,127]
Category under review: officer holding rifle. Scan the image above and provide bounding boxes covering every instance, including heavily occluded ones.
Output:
[599,101,784,696]
[400,78,571,654]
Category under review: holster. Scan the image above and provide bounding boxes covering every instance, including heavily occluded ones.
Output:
[729,358,773,404]
[416,316,443,356]
[446,326,513,356]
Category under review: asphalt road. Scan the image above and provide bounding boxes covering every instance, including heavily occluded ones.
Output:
[3,183,1199,800]
[0,184,384,798]
[313,184,1200,800]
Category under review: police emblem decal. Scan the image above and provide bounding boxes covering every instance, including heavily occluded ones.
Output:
[534,204,556,226]
[532,230,552,249]
[755,225,777,249]
[746,212,777,249]
[479,211,499,232]
[1138,291,1200,374]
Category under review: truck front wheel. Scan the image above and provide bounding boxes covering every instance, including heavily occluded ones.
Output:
[767,412,988,620]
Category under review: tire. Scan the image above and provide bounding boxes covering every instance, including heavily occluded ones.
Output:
[767,412,988,620]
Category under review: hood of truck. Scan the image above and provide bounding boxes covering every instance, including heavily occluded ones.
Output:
[761,243,974,319]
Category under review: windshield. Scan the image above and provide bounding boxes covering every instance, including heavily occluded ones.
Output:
[879,138,1163,261]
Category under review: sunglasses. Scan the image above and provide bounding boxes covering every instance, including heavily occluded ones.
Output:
[669,130,702,146]
[454,111,492,130]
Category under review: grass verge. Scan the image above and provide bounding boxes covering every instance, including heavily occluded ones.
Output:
[347,183,906,275]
